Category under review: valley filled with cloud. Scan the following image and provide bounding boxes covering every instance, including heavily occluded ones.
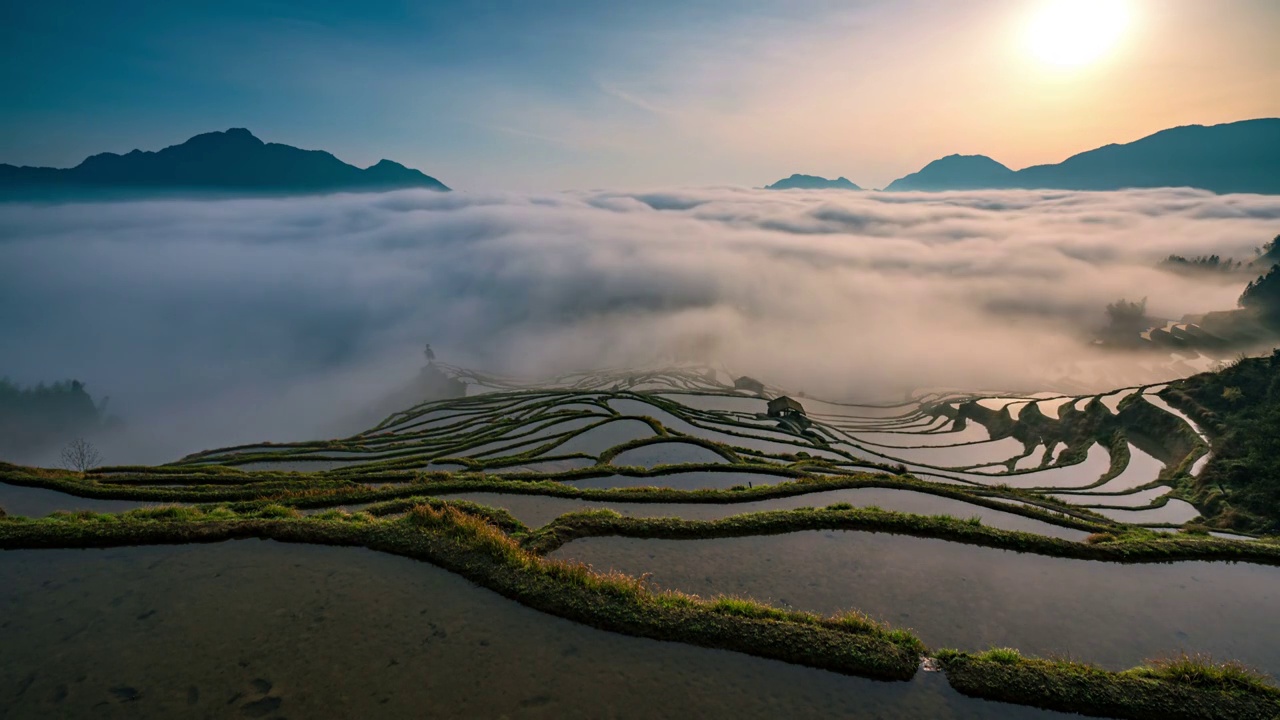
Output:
[3,186,1277,462]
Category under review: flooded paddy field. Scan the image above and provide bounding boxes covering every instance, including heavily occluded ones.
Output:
[550,530,1280,675]
[0,541,1076,720]
[438,487,1089,540]
[166,368,1210,530]
[0,482,164,518]
[3,365,1273,719]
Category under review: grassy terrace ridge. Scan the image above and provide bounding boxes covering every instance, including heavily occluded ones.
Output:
[521,505,1280,565]
[0,461,1119,533]
[344,475,1114,532]
[2,504,1277,720]
[0,504,923,681]
[161,385,929,475]
[937,648,1280,720]
[11,459,1280,563]
[79,380,1220,524]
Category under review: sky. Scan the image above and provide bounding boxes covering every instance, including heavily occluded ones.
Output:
[2,0,1279,190]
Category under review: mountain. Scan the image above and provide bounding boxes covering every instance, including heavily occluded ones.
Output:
[765,174,861,190]
[883,155,1014,191]
[884,118,1280,194]
[0,128,450,197]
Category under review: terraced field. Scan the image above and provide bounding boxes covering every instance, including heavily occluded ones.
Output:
[2,365,1278,719]
[148,365,1218,530]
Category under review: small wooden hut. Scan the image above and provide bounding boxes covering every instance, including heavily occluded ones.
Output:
[767,396,806,418]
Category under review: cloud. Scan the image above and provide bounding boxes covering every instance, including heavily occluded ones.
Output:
[1,187,1276,463]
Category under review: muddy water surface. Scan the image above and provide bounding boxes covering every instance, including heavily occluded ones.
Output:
[0,540,1082,719]
[551,530,1280,675]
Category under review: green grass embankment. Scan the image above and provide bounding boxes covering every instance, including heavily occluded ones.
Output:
[0,504,921,681]
[523,505,1280,565]
[938,648,1280,720]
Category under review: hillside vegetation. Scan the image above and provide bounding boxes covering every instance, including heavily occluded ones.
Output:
[0,379,111,463]
[1167,351,1280,533]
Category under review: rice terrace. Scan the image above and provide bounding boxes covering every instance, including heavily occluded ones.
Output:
[5,1,1280,718]
[6,357,1280,718]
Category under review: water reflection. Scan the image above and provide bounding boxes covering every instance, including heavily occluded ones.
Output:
[438,487,1088,540]
[552,530,1280,675]
[0,482,161,518]
[0,540,1078,719]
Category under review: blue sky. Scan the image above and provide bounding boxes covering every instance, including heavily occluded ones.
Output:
[3,0,1278,190]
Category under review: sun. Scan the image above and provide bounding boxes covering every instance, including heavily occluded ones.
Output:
[1023,0,1132,69]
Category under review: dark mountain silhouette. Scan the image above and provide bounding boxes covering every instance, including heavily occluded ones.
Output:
[884,118,1280,194]
[0,128,449,197]
[765,174,861,190]
[883,155,1014,191]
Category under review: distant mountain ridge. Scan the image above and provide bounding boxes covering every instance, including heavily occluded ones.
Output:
[884,155,1015,191]
[765,174,861,190]
[0,128,449,196]
[885,118,1280,194]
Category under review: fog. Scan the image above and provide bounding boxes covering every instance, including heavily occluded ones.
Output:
[2,186,1278,464]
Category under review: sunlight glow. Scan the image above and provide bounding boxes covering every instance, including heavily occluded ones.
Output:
[1024,0,1132,69]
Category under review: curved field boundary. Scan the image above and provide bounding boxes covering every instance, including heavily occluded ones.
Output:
[1,507,1274,720]
[523,506,1280,566]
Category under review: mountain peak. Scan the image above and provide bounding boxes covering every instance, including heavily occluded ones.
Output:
[2,129,450,196]
[885,154,1014,191]
[926,154,1008,169]
[184,127,265,147]
[886,118,1280,194]
[765,173,861,190]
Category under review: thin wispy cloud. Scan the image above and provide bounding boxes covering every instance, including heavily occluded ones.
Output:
[597,82,679,117]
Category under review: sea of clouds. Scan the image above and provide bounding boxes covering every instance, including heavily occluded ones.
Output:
[2,186,1279,463]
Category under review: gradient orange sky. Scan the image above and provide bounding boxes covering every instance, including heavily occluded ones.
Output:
[3,0,1278,189]
[564,0,1280,189]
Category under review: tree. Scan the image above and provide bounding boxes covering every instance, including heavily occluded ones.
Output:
[1105,297,1146,322]
[1254,234,1280,267]
[1104,297,1149,336]
[1239,266,1280,317]
[60,437,101,473]
[1158,254,1243,274]
[1,378,107,462]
